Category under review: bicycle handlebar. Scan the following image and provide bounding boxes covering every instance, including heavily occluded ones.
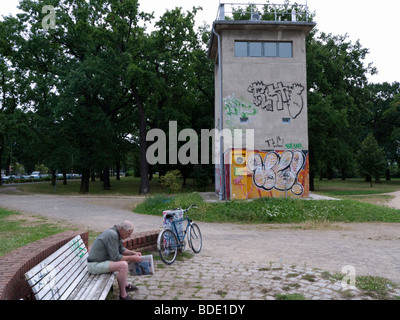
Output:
[171,204,197,214]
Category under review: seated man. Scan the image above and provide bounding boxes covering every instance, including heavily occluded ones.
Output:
[87,221,142,300]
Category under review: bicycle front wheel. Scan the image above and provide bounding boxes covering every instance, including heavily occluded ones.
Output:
[157,229,178,265]
[188,223,202,253]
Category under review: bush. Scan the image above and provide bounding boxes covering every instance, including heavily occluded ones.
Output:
[159,170,182,194]
[135,193,400,224]
[191,167,210,192]
[125,171,134,177]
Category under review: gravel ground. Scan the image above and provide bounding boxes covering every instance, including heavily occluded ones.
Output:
[1,186,400,286]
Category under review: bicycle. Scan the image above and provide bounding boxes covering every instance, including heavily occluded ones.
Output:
[157,204,202,265]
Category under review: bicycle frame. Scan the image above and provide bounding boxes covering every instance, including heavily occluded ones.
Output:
[158,204,201,264]
[169,214,191,245]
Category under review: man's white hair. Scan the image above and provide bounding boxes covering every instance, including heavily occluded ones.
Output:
[116,221,133,232]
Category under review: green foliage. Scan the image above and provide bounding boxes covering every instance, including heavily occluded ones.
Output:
[306,30,377,181]
[159,170,183,194]
[135,192,400,224]
[355,276,399,300]
[357,134,387,184]
[229,1,311,22]
[1,0,399,193]
[0,0,213,194]
[191,166,210,192]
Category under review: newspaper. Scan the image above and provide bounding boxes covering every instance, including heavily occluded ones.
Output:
[128,255,155,276]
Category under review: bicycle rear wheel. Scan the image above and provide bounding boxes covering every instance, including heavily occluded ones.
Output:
[157,229,178,264]
[188,223,202,253]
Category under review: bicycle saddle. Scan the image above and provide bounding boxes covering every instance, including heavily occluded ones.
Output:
[165,213,175,219]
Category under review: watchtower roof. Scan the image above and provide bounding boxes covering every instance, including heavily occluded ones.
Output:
[208,2,316,59]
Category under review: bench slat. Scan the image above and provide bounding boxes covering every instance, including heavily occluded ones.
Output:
[67,271,116,300]
[66,271,92,300]
[40,252,88,300]
[28,238,86,292]
[28,240,87,299]
[82,274,112,300]
[98,273,116,300]
[59,268,91,300]
[25,235,85,281]
[25,234,116,300]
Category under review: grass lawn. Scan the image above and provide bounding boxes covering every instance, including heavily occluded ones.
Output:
[135,192,400,224]
[313,178,400,196]
[0,208,70,256]
[313,178,400,206]
[12,175,214,196]
[0,207,103,257]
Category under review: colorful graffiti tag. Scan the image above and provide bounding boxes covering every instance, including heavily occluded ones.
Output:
[227,149,309,200]
[247,150,306,195]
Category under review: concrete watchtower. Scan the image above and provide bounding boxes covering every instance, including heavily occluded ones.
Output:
[208,2,315,200]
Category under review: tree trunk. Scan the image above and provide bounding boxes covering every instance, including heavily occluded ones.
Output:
[103,167,111,190]
[385,169,391,181]
[116,160,121,181]
[0,146,3,186]
[62,170,67,185]
[80,168,90,194]
[309,170,315,192]
[326,166,333,180]
[51,169,56,186]
[0,139,3,186]
[136,94,150,195]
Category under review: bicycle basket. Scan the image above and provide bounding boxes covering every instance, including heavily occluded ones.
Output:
[162,209,184,240]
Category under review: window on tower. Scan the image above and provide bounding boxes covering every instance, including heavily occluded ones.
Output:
[235,41,293,58]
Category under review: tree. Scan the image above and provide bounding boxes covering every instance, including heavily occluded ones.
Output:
[9,1,212,195]
[0,17,33,184]
[306,31,376,188]
[362,82,400,180]
[357,133,387,186]
[13,0,153,193]
[145,8,213,184]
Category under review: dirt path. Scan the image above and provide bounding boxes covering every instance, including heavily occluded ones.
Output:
[1,187,400,284]
[386,190,400,210]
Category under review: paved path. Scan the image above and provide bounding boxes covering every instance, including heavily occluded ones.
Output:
[1,187,400,300]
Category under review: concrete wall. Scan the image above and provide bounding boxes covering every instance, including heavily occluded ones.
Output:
[217,24,311,151]
[209,21,315,199]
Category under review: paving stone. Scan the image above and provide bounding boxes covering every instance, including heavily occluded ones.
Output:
[122,254,400,301]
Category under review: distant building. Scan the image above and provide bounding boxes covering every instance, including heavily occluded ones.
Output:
[208,2,316,200]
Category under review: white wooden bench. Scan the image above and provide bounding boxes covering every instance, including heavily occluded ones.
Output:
[25,235,116,300]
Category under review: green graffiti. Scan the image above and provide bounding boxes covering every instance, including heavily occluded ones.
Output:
[285,143,303,149]
[69,239,87,258]
[224,95,257,119]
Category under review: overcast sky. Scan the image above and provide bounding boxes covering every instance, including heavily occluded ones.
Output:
[1,0,399,84]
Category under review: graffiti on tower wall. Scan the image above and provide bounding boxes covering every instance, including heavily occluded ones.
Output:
[247,81,305,119]
[247,150,306,195]
[227,149,309,200]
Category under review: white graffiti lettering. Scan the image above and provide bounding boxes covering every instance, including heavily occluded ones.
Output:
[247,150,306,195]
[247,81,305,119]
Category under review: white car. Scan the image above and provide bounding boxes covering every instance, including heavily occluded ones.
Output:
[30,171,41,179]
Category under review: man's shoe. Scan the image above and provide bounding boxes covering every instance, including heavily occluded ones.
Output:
[126,284,138,292]
[119,295,134,300]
